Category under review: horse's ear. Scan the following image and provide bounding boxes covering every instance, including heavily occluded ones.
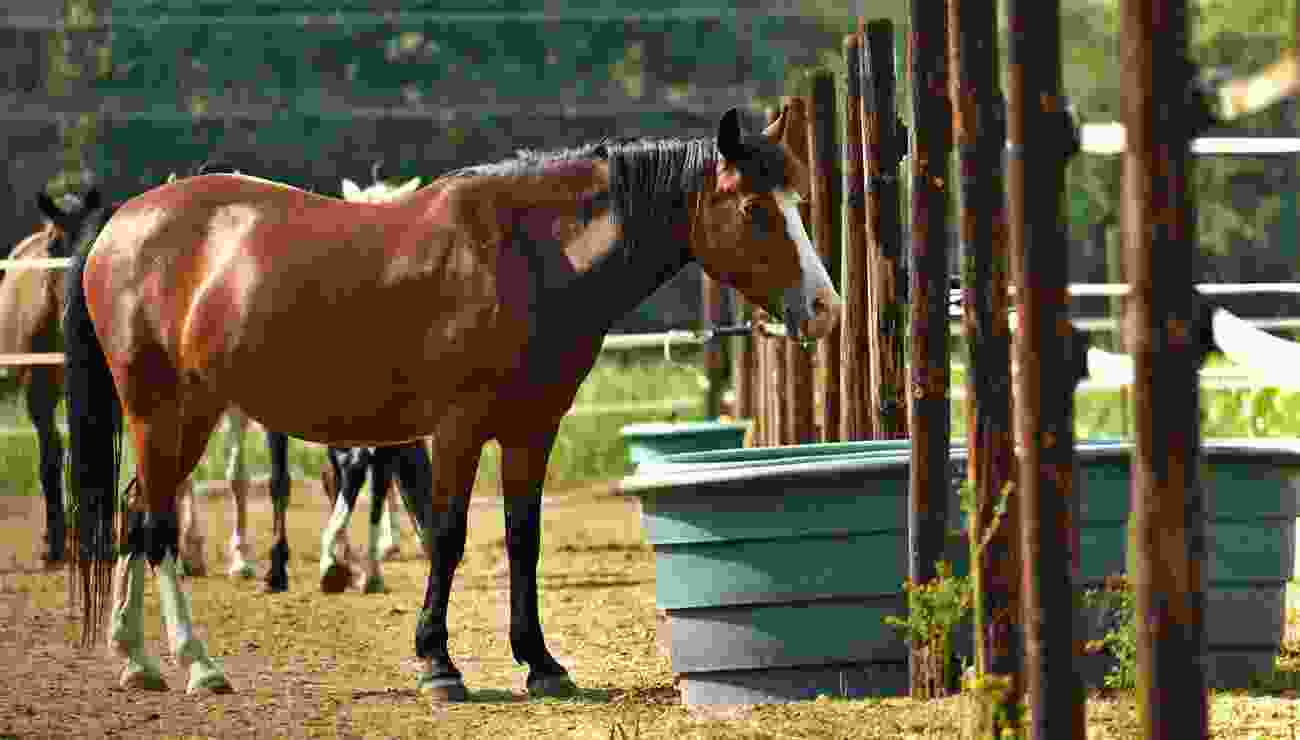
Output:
[82,187,102,212]
[394,177,422,197]
[342,179,362,200]
[35,191,63,225]
[761,104,789,142]
[166,172,178,184]
[716,108,747,163]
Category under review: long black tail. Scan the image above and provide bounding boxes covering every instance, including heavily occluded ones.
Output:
[62,213,123,649]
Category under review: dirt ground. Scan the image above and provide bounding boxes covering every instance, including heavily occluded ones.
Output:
[0,479,680,739]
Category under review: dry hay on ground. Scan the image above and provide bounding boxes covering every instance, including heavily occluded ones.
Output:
[2,483,1300,738]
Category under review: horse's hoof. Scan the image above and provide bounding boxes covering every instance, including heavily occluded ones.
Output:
[418,673,469,702]
[228,561,256,579]
[120,665,168,692]
[380,545,401,562]
[187,666,234,695]
[261,579,288,594]
[180,559,207,578]
[362,574,387,595]
[319,562,352,594]
[527,672,577,699]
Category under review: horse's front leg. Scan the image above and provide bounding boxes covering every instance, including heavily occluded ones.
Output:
[411,432,479,701]
[26,367,64,565]
[500,430,575,698]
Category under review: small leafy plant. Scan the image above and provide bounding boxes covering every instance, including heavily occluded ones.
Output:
[1082,575,1138,691]
[885,560,972,698]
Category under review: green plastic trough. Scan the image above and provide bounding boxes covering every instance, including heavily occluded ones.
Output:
[617,438,1300,706]
[619,420,752,467]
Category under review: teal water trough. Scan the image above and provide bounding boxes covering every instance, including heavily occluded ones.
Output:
[619,420,752,467]
[617,438,1300,706]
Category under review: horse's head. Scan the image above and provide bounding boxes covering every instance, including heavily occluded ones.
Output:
[37,187,105,260]
[690,104,842,341]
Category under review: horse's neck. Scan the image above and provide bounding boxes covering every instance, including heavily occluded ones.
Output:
[562,208,694,334]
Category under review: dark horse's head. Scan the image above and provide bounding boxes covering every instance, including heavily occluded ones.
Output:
[36,187,106,262]
[690,103,842,340]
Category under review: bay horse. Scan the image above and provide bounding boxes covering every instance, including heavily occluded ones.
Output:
[65,104,840,698]
[1,190,99,564]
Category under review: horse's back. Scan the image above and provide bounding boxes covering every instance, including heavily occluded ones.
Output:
[0,229,61,359]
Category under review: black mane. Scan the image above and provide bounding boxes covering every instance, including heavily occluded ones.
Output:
[441,136,717,253]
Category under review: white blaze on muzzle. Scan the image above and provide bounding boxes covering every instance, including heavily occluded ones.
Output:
[774,190,838,338]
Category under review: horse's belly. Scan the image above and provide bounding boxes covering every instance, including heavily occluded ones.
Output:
[215,316,520,446]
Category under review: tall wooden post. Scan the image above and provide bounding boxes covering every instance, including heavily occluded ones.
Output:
[1006,0,1086,736]
[785,97,818,446]
[947,0,1022,731]
[1121,0,1210,736]
[732,297,755,422]
[840,31,872,442]
[864,22,908,440]
[906,0,954,699]
[808,70,842,443]
[701,274,726,418]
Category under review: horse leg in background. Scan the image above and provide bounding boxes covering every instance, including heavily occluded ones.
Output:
[263,430,291,593]
[27,365,65,565]
[413,426,482,702]
[376,477,403,561]
[361,448,399,593]
[319,447,369,593]
[223,408,256,578]
[176,478,207,577]
[500,428,576,698]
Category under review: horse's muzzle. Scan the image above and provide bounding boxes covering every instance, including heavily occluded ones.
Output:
[783,285,843,342]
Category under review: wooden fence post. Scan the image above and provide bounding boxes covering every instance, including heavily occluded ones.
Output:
[1006,0,1087,735]
[701,274,727,418]
[906,0,954,699]
[785,94,818,446]
[863,21,908,440]
[947,0,1023,732]
[840,31,872,442]
[1121,0,1211,736]
[808,70,842,443]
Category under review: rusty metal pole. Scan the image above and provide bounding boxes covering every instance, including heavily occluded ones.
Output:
[947,0,1022,731]
[1006,0,1086,736]
[864,21,908,440]
[1121,0,1211,736]
[808,70,842,443]
[841,31,872,442]
[906,0,953,699]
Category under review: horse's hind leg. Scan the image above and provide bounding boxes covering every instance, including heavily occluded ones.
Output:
[27,367,65,565]
[158,411,233,694]
[263,430,291,593]
[114,403,231,694]
[224,408,256,579]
